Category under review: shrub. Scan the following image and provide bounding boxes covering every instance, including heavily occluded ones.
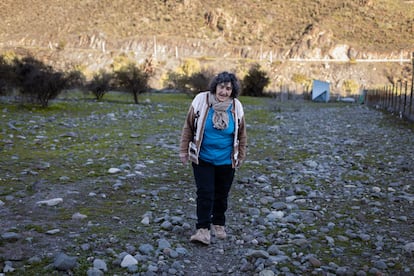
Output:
[342,79,359,96]
[87,69,113,101]
[164,68,214,95]
[291,73,312,96]
[164,70,187,91]
[0,56,11,95]
[14,56,67,107]
[178,58,201,76]
[0,53,22,95]
[242,64,270,97]
[111,53,131,72]
[186,69,215,95]
[66,67,86,90]
[114,62,150,104]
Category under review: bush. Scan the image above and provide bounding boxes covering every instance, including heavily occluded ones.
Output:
[242,64,270,97]
[0,56,11,95]
[164,69,214,95]
[342,79,359,96]
[178,58,201,76]
[163,59,204,94]
[164,70,189,92]
[66,68,86,90]
[114,62,150,104]
[87,69,113,101]
[186,69,215,95]
[291,73,311,91]
[0,54,20,95]
[14,56,67,107]
[111,53,131,72]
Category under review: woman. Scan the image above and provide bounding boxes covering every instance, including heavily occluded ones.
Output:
[179,71,247,245]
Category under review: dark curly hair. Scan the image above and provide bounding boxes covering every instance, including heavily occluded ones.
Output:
[209,71,240,98]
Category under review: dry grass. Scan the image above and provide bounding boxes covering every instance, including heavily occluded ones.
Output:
[0,0,413,52]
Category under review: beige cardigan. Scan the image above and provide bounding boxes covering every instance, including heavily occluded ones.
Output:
[179,91,247,168]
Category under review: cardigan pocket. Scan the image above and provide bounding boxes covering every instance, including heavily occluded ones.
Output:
[188,141,199,164]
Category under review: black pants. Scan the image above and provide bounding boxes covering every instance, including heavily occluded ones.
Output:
[192,159,235,229]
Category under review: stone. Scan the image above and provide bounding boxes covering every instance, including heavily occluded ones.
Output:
[36,198,63,206]
[53,253,78,271]
[120,254,138,268]
[108,168,121,174]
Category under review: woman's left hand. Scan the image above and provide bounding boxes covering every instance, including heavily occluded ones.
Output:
[180,155,189,165]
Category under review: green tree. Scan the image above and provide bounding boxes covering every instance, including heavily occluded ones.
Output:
[186,69,215,95]
[164,59,205,94]
[87,69,113,101]
[0,55,12,95]
[164,68,214,95]
[66,67,86,90]
[164,70,188,91]
[114,62,150,104]
[14,56,67,107]
[0,52,21,95]
[242,64,270,97]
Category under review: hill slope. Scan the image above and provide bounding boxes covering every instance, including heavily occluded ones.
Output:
[0,0,413,92]
[1,0,414,50]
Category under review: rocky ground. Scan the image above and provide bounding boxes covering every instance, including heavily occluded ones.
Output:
[1,96,414,275]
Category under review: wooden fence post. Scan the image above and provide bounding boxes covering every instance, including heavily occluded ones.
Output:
[403,81,407,116]
[387,85,391,108]
[410,52,414,116]
[399,80,403,115]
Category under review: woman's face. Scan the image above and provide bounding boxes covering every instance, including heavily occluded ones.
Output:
[215,82,232,102]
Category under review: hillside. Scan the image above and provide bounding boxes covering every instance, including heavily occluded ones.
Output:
[0,0,413,92]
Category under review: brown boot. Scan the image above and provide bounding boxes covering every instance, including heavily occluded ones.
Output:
[212,225,227,239]
[190,228,211,245]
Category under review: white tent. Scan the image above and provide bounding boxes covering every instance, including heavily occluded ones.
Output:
[312,80,330,102]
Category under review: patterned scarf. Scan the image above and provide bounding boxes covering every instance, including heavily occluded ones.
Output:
[209,92,232,130]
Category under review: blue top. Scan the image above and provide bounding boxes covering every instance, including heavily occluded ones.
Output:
[199,105,235,165]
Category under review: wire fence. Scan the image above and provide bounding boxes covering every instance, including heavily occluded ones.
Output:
[364,53,414,122]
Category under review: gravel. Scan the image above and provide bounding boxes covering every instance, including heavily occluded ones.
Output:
[1,100,413,275]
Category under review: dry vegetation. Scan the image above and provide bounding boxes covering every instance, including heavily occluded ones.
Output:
[0,0,413,93]
[1,0,413,52]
